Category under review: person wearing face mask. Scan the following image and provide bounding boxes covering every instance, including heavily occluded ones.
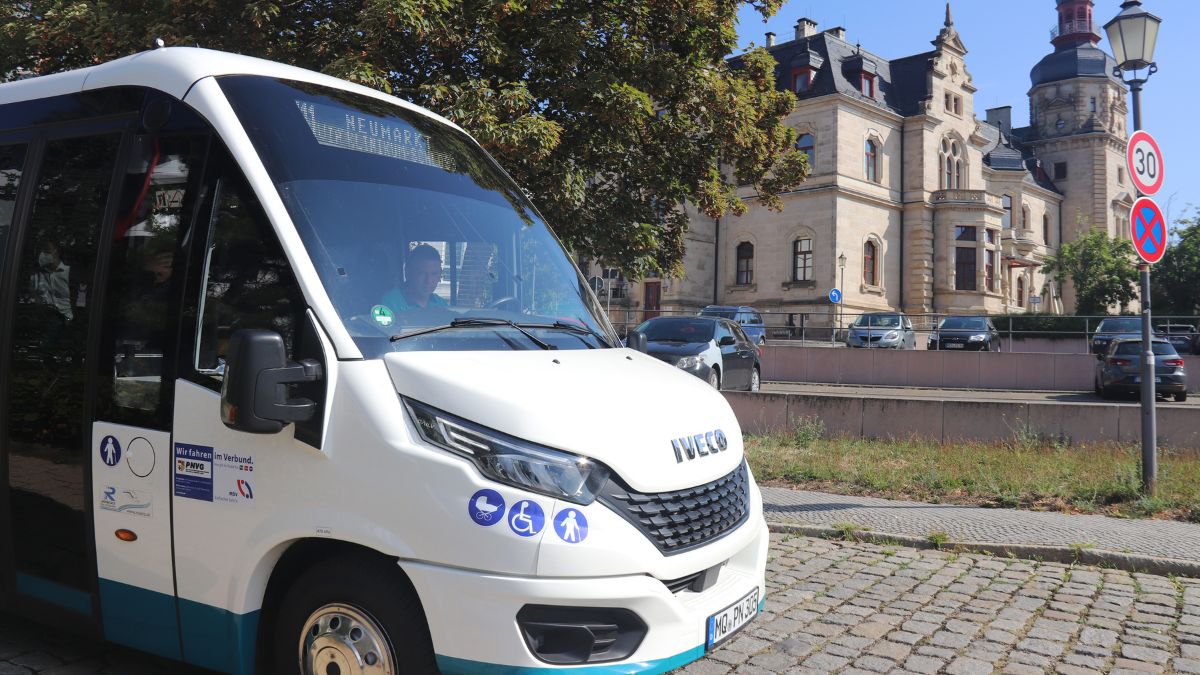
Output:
[30,241,73,322]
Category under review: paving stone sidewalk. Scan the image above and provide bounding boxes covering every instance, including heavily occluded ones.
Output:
[763,487,1200,567]
[677,534,1200,675]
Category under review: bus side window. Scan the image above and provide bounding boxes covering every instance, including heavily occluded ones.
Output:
[191,174,304,385]
[0,144,25,276]
[96,135,206,428]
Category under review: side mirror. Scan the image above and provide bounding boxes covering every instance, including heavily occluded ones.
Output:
[221,329,323,434]
[626,330,648,353]
[718,335,737,346]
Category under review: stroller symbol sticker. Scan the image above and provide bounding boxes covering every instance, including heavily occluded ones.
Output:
[508,500,545,537]
[554,509,588,543]
[468,489,505,526]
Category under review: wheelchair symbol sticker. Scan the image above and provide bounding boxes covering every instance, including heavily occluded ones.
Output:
[508,500,545,537]
[468,489,505,526]
[554,508,588,543]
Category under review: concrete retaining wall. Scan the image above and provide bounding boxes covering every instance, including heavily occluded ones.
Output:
[761,346,1200,394]
[724,391,1200,450]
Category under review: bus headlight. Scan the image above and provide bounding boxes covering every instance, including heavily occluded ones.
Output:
[403,397,610,504]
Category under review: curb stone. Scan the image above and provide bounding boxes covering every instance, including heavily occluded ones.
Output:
[767,522,1200,578]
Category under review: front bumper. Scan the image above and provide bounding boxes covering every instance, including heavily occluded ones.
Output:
[848,336,903,349]
[402,517,769,673]
[929,340,989,351]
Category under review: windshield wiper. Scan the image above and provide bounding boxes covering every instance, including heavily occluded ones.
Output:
[514,320,613,348]
[390,318,556,350]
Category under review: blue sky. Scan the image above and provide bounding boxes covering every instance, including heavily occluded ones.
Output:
[734,0,1197,227]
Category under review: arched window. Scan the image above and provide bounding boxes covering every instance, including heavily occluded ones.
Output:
[939,139,964,189]
[793,238,813,281]
[1043,213,1051,245]
[864,139,878,183]
[1021,204,1030,230]
[736,242,754,285]
[797,134,815,169]
[1017,276,1026,308]
[1002,195,1013,228]
[863,240,877,286]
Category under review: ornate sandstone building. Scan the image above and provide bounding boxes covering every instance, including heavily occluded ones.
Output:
[590,1,1133,330]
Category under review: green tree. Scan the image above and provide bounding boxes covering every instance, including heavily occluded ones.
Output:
[2,0,807,277]
[1043,228,1139,316]
[1151,210,1200,316]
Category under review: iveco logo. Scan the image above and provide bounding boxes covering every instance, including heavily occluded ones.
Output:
[671,429,729,463]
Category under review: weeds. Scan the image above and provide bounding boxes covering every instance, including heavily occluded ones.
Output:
[792,415,826,448]
[928,531,950,549]
[830,522,865,541]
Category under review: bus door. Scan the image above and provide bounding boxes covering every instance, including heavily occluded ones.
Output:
[0,94,208,659]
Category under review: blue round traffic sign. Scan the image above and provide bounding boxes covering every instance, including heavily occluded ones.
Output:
[1130,197,1167,265]
[828,288,843,304]
[553,508,589,543]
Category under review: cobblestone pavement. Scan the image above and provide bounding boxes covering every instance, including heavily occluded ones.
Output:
[677,534,1200,674]
[763,487,1200,565]
[4,535,1200,674]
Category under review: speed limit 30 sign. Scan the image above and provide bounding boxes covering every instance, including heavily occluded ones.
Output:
[1127,130,1164,196]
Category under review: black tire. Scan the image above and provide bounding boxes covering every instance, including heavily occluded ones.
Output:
[758,335,767,347]
[272,552,438,675]
[707,367,721,390]
[1176,392,1188,402]
[748,367,761,392]
[1098,385,1112,400]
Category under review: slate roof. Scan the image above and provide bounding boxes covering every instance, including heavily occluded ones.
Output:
[1030,44,1121,87]
[982,122,1061,194]
[735,31,934,117]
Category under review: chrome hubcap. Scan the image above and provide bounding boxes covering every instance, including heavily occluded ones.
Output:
[300,604,393,675]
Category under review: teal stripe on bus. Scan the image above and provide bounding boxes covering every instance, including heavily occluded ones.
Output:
[436,645,706,675]
[16,573,92,615]
[98,578,182,660]
[178,597,260,675]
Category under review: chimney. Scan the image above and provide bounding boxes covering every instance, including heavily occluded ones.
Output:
[986,106,1012,135]
[795,18,818,40]
[824,26,846,40]
[765,31,776,47]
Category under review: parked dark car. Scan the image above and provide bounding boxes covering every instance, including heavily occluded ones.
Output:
[928,316,1001,352]
[1094,338,1187,402]
[846,312,917,349]
[636,316,761,391]
[1157,323,1198,355]
[1090,317,1155,355]
[700,305,767,346]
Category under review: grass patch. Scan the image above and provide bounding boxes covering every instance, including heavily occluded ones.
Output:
[746,430,1200,522]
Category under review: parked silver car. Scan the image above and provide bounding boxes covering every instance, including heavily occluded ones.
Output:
[846,313,917,350]
[1094,338,1188,402]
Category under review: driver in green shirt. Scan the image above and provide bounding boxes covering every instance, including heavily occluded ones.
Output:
[383,243,448,311]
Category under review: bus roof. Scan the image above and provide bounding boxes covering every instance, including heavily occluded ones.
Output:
[0,46,465,134]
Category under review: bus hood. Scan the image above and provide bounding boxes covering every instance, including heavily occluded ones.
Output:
[382,348,743,494]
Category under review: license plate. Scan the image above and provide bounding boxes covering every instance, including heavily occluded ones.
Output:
[706,587,760,651]
[1134,377,1163,383]
[946,343,964,349]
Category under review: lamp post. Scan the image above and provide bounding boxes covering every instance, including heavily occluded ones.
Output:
[1105,0,1162,496]
[838,252,847,342]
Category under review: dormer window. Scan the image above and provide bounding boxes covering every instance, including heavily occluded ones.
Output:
[793,68,814,94]
[860,74,875,98]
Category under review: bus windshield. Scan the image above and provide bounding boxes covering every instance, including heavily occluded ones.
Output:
[219,76,615,356]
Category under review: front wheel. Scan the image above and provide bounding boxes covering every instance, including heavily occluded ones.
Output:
[748,367,761,392]
[707,368,721,390]
[1176,392,1188,402]
[273,553,438,675]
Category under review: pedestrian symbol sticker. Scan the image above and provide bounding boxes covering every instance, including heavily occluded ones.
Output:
[371,305,394,327]
[508,500,545,537]
[554,508,588,543]
[468,489,505,526]
[99,435,122,467]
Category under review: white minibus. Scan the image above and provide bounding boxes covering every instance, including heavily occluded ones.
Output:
[0,47,767,674]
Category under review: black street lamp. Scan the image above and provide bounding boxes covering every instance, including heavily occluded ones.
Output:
[1105,0,1162,496]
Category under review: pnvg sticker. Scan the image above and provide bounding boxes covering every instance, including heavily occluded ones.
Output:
[174,443,213,501]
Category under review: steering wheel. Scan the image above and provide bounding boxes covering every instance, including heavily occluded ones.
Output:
[486,296,521,313]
